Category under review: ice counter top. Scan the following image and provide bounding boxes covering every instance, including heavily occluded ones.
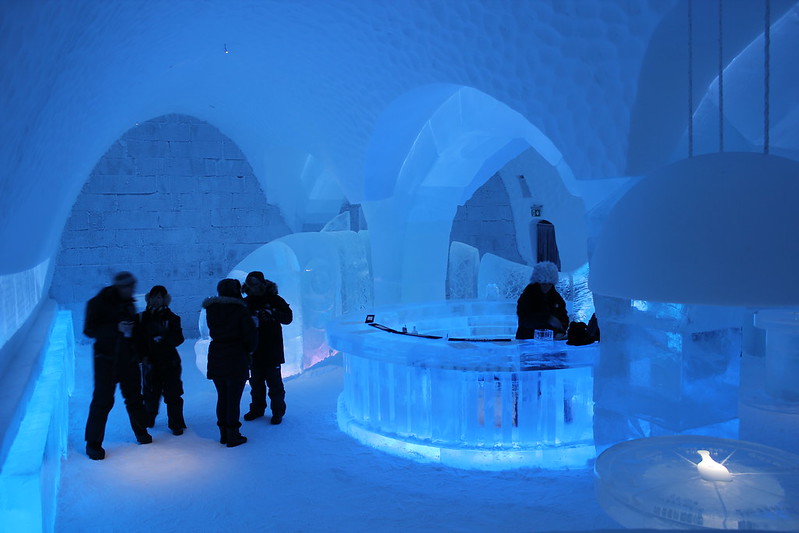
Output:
[326,300,599,372]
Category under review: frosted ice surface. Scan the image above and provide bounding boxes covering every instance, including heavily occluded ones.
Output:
[447,241,479,299]
[0,259,50,353]
[279,232,342,370]
[321,211,351,232]
[195,230,373,377]
[593,295,743,447]
[559,263,594,323]
[325,231,372,316]
[477,253,532,301]
[755,309,799,403]
[477,254,575,310]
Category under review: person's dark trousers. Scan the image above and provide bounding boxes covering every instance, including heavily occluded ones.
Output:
[248,365,286,416]
[213,378,246,429]
[85,354,150,444]
[144,361,186,430]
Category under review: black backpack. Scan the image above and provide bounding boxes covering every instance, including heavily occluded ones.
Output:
[567,313,600,346]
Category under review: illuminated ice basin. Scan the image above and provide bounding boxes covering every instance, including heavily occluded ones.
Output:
[327,300,599,470]
[595,436,799,530]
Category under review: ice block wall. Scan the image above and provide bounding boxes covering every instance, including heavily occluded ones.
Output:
[0,310,74,532]
[50,114,292,339]
[592,295,743,449]
[739,309,799,453]
[0,260,50,355]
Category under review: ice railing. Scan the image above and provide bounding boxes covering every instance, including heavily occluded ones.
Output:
[328,300,599,470]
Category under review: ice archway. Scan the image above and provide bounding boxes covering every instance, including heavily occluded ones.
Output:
[361,84,579,306]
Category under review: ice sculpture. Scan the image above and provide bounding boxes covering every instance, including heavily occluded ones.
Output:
[329,300,599,470]
[559,262,595,323]
[476,253,588,315]
[447,241,479,299]
[595,436,799,530]
[194,230,371,377]
[592,295,743,449]
[476,253,533,301]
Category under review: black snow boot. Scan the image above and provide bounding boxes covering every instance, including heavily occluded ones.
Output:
[225,428,247,448]
[86,442,106,460]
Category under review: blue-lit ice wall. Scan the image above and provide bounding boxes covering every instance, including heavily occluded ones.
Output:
[592,295,743,449]
[0,310,74,532]
[739,309,799,453]
[0,260,50,354]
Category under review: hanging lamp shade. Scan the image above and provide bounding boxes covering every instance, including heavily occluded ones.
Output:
[590,152,799,306]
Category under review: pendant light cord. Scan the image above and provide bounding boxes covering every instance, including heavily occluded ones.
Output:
[764,0,771,154]
[688,0,694,158]
[718,0,724,152]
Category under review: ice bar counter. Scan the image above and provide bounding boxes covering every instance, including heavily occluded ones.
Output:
[327,300,599,470]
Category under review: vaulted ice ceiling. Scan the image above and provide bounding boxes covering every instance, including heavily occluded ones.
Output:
[1,0,798,276]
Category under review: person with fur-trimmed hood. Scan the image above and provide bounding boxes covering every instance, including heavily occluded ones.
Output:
[516,261,569,340]
[83,271,152,460]
[241,271,293,425]
[203,278,257,447]
[138,285,186,435]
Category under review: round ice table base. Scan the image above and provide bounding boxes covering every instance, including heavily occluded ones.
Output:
[594,435,799,530]
[328,301,599,471]
[337,395,595,470]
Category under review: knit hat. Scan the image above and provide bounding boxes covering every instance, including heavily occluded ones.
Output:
[113,271,137,287]
[217,278,242,298]
[531,261,559,285]
[245,271,266,285]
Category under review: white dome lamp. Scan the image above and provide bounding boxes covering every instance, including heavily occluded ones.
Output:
[589,151,799,307]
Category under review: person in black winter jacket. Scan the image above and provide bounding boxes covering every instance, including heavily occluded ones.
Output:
[241,271,293,425]
[83,271,152,460]
[139,285,186,435]
[516,261,569,340]
[202,278,257,447]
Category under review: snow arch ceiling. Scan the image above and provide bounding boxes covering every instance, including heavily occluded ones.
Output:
[1,0,678,276]
[361,84,577,305]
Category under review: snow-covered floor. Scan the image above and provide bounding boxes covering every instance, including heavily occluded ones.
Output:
[56,341,618,532]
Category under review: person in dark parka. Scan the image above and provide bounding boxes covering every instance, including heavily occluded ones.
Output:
[139,285,186,435]
[516,261,569,340]
[203,278,257,447]
[241,271,293,425]
[84,271,152,460]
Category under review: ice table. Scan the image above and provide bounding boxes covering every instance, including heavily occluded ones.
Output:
[595,435,799,530]
[327,300,599,470]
